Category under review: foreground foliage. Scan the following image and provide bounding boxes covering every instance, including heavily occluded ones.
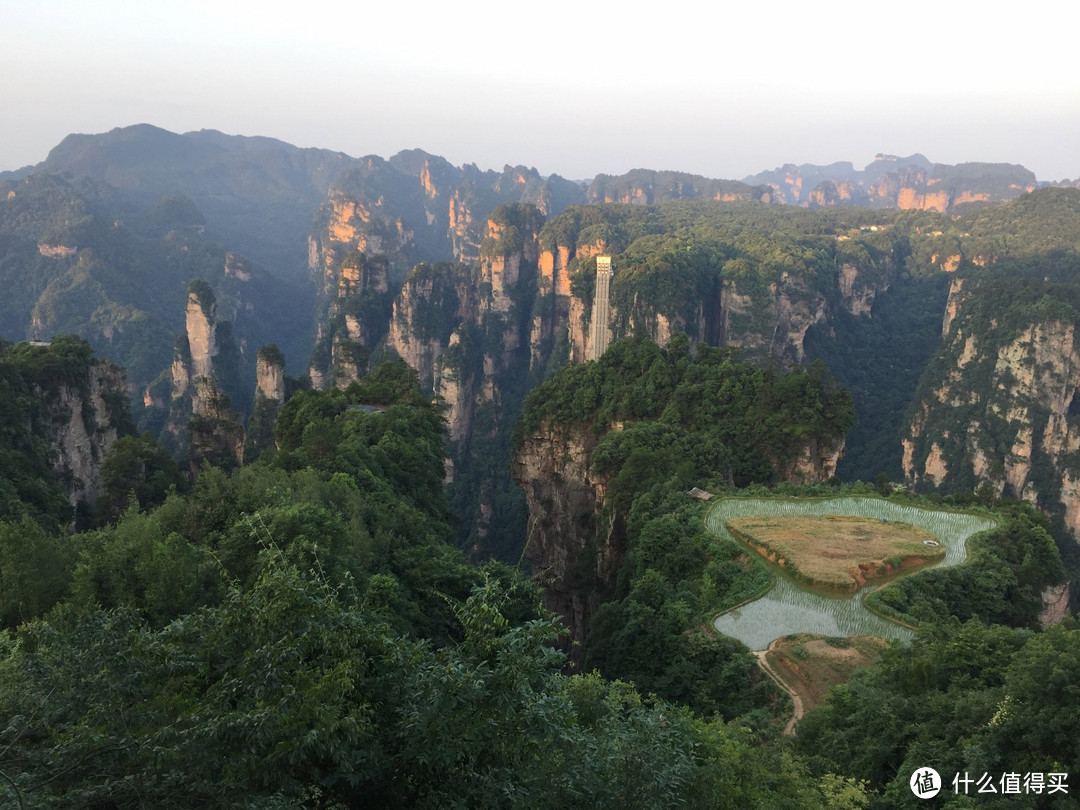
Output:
[0,338,1076,807]
[0,358,836,807]
[0,557,846,808]
[797,620,1080,809]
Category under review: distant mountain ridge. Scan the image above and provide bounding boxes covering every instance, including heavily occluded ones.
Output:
[1,125,1072,409]
[6,124,1080,562]
[28,124,358,279]
[8,126,1071,266]
[742,153,1049,213]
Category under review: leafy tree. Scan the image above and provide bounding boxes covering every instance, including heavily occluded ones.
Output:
[96,433,186,523]
[995,624,1080,776]
[68,509,212,626]
[0,517,73,628]
[0,560,829,808]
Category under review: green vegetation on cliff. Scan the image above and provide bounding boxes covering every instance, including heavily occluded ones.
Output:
[517,336,853,716]
[0,336,131,531]
[519,334,853,487]
[867,507,1065,628]
[545,201,893,354]
[797,620,1080,808]
[0,357,847,808]
[0,171,316,433]
[903,250,1080,531]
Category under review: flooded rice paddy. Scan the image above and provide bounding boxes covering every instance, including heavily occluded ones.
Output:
[709,497,996,650]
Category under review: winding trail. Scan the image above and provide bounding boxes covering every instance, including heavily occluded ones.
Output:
[753,641,805,736]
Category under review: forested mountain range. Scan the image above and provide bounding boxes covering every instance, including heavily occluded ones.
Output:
[4,124,1080,560]
[3,125,1080,806]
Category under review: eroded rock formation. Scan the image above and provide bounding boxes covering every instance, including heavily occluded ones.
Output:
[904,276,1080,538]
[162,280,245,469]
[45,361,128,509]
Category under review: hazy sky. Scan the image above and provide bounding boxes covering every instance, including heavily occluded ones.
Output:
[4,0,1079,181]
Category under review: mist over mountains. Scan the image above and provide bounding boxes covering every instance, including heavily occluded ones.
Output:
[4,123,1080,806]
[5,125,1068,285]
[4,123,1080,561]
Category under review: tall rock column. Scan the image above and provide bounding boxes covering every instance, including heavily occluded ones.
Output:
[245,344,287,462]
[185,279,218,379]
[435,204,544,554]
[308,251,392,390]
[162,279,246,470]
[511,422,616,664]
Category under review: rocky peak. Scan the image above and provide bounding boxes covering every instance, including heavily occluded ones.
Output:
[188,378,246,471]
[185,279,217,379]
[306,250,394,390]
[478,204,543,312]
[223,252,252,281]
[162,279,246,467]
[385,262,475,393]
[244,344,287,463]
[745,156,1037,213]
[587,170,766,207]
[255,344,286,402]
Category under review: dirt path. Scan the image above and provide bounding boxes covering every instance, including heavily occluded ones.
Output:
[754,642,805,736]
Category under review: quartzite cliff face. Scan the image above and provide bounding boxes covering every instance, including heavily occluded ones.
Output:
[322,196,900,558]
[162,281,246,469]
[382,205,545,548]
[45,360,129,510]
[512,416,844,660]
[243,344,287,463]
[904,261,1080,539]
[305,152,583,285]
[511,423,614,654]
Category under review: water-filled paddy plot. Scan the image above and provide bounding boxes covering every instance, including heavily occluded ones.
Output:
[710,497,995,650]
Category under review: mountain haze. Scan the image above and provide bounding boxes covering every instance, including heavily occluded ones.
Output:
[4,124,1080,563]
[3,124,1080,807]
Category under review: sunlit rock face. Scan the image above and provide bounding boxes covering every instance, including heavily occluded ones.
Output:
[905,312,1080,540]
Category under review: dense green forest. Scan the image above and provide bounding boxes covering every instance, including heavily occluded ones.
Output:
[518,334,854,487]
[2,316,1078,808]
[0,345,859,808]
[4,133,1080,806]
[797,620,1080,808]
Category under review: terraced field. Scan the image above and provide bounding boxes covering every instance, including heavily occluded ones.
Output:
[709,496,995,650]
[726,514,941,590]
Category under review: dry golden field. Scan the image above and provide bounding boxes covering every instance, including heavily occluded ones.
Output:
[726,514,942,590]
